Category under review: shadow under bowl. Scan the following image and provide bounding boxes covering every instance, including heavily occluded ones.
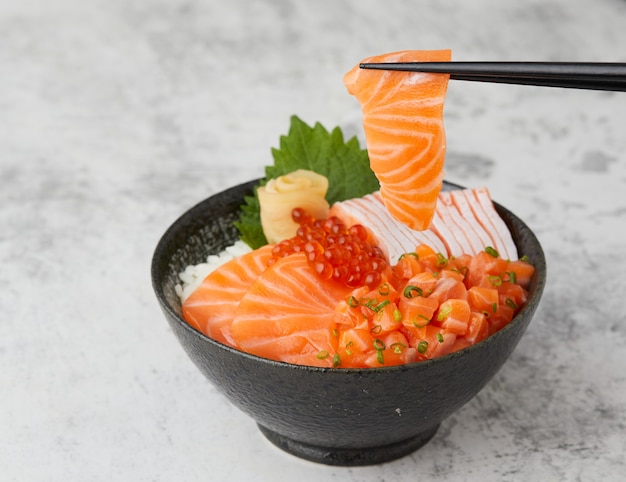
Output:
[151,180,546,466]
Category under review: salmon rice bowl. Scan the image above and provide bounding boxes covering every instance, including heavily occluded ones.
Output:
[152,50,546,464]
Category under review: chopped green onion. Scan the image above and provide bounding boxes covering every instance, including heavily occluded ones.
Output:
[348,296,359,308]
[317,350,329,360]
[373,299,390,313]
[482,310,491,318]
[398,252,419,261]
[412,314,431,328]
[451,266,469,279]
[437,333,444,343]
[436,253,448,268]
[364,298,388,314]
[505,298,518,310]
[485,246,499,258]
[437,305,452,321]
[489,275,503,287]
[393,309,403,323]
[520,255,529,262]
[508,271,517,284]
[403,285,424,298]
[371,324,382,334]
[376,350,384,364]
[378,283,390,296]
[417,340,429,354]
[344,341,353,356]
[373,339,386,364]
[492,302,498,313]
[332,354,341,367]
[332,329,338,338]
[390,342,406,354]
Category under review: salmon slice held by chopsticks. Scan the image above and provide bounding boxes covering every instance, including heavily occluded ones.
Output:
[344,49,451,231]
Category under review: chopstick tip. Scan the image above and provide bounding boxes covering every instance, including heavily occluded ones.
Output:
[359,63,386,70]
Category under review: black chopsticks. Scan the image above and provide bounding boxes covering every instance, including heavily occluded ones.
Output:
[358,62,626,91]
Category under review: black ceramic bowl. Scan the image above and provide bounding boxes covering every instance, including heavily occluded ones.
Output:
[151,179,546,466]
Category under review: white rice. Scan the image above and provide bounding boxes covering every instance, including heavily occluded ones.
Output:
[175,240,252,303]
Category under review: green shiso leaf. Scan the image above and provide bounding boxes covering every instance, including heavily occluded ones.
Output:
[234,190,265,248]
[235,115,379,249]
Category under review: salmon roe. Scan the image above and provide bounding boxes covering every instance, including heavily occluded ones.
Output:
[268,208,387,289]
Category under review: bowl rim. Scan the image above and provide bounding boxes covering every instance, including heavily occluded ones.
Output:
[152,178,547,374]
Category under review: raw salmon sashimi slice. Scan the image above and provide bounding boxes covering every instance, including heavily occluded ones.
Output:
[434,191,487,257]
[469,186,517,260]
[450,187,517,260]
[329,187,520,262]
[429,208,466,258]
[230,253,354,367]
[328,191,448,263]
[344,49,451,231]
[181,244,274,347]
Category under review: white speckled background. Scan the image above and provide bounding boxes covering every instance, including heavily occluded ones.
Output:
[1,0,625,480]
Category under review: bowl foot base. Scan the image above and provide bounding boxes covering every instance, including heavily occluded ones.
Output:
[257,423,440,466]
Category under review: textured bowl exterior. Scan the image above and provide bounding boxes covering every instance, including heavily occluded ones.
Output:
[151,180,546,465]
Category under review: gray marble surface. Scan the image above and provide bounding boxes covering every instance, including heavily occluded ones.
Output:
[2,0,626,480]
